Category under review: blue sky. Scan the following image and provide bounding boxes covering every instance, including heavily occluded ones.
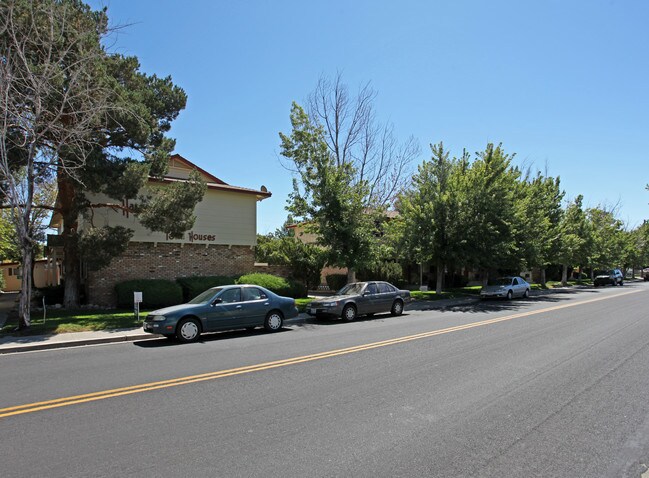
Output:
[91,0,649,233]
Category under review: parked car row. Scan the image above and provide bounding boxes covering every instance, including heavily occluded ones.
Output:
[144,270,634,343]
[143,281,412,343]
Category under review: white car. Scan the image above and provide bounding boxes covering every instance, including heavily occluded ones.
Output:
[480,276,530,300]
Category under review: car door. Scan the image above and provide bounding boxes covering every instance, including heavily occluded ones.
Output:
[242,287,270,326]
[511,277,522,297]
[356,283,377,314]
[366,282,387,313]
[206,287,244,331]
[377,282,396,313]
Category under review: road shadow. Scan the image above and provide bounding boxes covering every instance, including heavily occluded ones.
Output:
[133,326,291,348]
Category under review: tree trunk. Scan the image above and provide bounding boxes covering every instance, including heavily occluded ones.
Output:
[540,268,547,288]
[561,264,568,287]
[347,268,356,284]
[435,261,443,295]
[59,175,81,308]
[17,246,33,329]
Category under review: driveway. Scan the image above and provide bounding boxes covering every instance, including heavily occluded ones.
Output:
[0,292,18,328]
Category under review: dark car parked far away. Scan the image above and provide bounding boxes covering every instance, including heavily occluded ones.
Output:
[594,269,624,287]
[143,284,298,343]
[307,281,411,321]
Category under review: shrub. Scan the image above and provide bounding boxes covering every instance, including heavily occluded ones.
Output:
[326,273,348,292]
[115,279,183,308]
[357,262,405,285]
[236,273,306,298]
[176,275,238,302]
[37,285,65,305]
[0,272,5,291]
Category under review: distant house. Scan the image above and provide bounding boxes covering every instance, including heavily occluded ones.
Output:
[48,154,271,305]
[0,260,61,292]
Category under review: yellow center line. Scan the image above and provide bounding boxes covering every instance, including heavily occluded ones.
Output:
[0,288,641,419]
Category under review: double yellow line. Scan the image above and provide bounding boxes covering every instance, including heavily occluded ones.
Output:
[0,289,640,419]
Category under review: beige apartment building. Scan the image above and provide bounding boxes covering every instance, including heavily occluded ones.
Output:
[48,154,271,305]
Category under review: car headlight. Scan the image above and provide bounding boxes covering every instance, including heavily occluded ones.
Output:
[151,315,166,321]
[322,301,339,307]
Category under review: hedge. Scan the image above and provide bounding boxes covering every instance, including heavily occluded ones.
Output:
[326,274,348,292]
[115,279,183,308]
[176,275,238,302]
[236,273,306,298]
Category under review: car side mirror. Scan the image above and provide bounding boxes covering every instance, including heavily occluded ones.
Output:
[211,298,223,306]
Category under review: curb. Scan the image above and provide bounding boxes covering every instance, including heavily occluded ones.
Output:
[0,332,154,354]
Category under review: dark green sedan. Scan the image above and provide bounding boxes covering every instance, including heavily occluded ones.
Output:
[143,284,298,343]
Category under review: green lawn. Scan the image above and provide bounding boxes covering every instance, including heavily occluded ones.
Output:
[0,309,150,336]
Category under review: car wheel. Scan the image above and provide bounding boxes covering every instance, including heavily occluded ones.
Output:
[176,318,201,343]
[506,290,513,300]
[264,311,283,332]
[341,304,357,322]
[619,280,623,286]
[523,289,530,299]
[391,300,404,316]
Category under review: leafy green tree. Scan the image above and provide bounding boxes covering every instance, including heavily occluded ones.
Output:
[586,207,625,273]
[458,144,521,280]
[0,211,20,262]
[396,142,462,293]
[280,103,377,283]
[516,173,564,286]
[557,195,591,285]
[256,232,327,292]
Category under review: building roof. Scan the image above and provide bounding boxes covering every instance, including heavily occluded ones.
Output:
[49,154,271,228]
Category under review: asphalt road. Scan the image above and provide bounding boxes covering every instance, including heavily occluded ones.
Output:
[1,284,648,477]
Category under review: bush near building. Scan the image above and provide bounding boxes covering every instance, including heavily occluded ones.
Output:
[176,275,238,302]
[115,279,183,309]
[237,273,306,298]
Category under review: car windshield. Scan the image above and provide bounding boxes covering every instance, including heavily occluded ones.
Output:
[188,287,221,304]
[487,278,512,286]
[337,283,365,295]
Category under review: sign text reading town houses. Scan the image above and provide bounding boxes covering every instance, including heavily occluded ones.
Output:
[165,231,217,243]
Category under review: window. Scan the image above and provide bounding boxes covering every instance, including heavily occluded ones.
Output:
[219,288,241,303]
[512,278,520,285]
[244,287,267,301]
[378,283,395,293]
[365,283,378,295]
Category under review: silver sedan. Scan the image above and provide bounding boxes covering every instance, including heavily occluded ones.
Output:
[480,276,530,300]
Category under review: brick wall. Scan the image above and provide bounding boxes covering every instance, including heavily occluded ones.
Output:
[87,242,255,306]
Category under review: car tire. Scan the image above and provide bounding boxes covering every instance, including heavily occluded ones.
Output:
[264,311,283,332]
[619,280,623,286]
[341,304,357,322]
[506,290,513,300]
[391,300,404,316]
[176,318,201,343]
[523,289,530,299]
